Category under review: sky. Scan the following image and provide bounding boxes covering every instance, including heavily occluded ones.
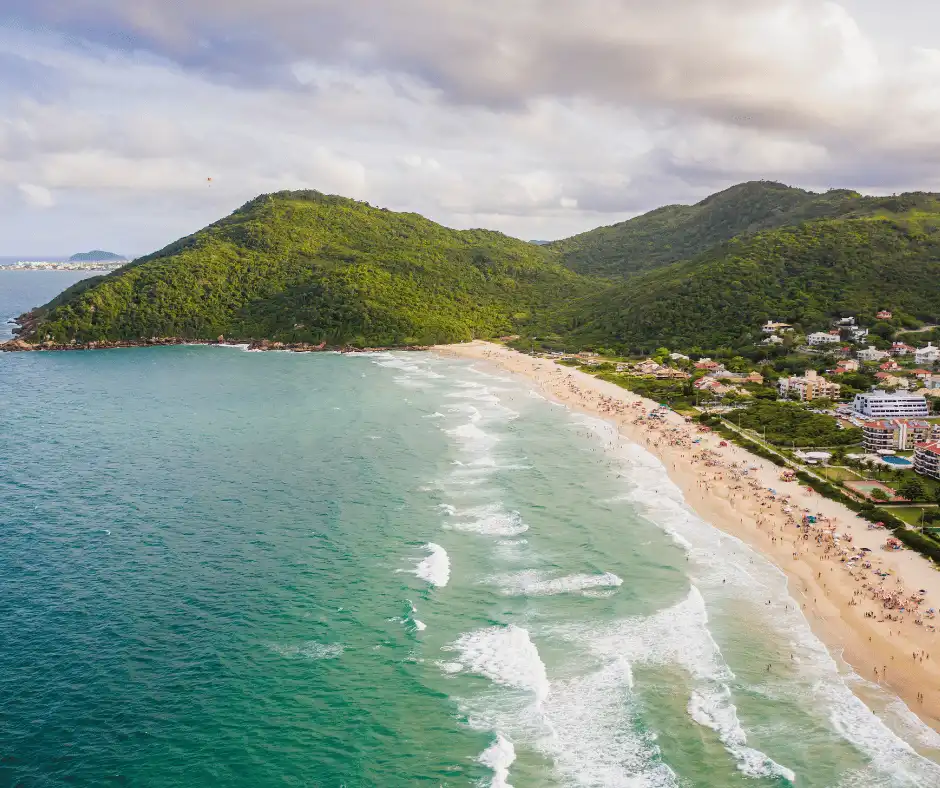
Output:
[2,1,940,256]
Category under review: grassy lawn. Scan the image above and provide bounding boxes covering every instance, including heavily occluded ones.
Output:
[882,506,935,527]
[819,465,864,482]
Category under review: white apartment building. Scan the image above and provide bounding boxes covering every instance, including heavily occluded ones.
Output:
[807,331,842,346]
[778,370,841,402]
[853,390,930,418]
[915,343,940,366]
[914,441,940,481]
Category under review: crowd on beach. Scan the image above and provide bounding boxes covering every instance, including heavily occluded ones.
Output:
[471,345,938,696]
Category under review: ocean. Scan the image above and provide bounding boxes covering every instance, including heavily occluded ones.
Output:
[2,274,940,787]
[0,268,101,341]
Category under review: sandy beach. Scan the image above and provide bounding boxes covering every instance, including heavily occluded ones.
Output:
[435,340,940,733]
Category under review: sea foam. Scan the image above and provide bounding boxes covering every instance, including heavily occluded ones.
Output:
[478,733,516,788]
[489,569,623,596]
[448,504,529,537]
[448,624,550,704]
[414,542,451,587]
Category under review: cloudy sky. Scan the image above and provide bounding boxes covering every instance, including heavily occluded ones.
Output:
[2,0,940,255]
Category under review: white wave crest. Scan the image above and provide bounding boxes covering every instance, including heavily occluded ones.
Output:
[448,624,550,704]
[414,542,451,587]
[478,733,516,788]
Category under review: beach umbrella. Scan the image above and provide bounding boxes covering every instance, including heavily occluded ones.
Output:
[861,547,872,552]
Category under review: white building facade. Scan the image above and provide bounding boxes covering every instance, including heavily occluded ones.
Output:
[915,343,940,366]
[853,390,930,418]
[807,332,841,346]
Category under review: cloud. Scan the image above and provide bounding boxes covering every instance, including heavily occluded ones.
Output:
[18,182,55,208]
[1,1,940,253]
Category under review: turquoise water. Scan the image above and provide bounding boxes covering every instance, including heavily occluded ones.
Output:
[3,290,940,785]
[0,269,99,341]
[882,456,914,467]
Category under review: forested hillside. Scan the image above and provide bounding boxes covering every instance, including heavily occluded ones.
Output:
[562,217,940,353]
[16,184,940,354]
[549,181,861,278]
[25,191,598,347]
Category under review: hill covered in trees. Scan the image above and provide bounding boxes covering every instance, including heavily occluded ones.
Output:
[24,191,598,347]
[548,181,864,278]
[562,215,940,353]
[16,184,940,354]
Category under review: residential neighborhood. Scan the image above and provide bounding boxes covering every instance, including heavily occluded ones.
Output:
[537,310,940,525]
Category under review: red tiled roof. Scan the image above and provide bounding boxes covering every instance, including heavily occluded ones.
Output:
[916,441,940,453]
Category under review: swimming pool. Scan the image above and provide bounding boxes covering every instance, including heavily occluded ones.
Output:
[882,455,913,467]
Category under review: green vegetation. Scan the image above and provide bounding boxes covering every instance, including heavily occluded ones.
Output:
[22,183,940,357]
[564,215,940,353]
[28,191,599,347]
[818,466,863,483]
[730,401,862,447]
[594,372,697,410]
[549,181,863,278]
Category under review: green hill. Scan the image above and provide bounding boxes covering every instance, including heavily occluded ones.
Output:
[27,191,598,347]
[550,181,863,278]
[564,214,940,353]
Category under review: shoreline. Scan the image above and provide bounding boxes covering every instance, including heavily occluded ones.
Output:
[434,340,940,737]
[0,336,431,354]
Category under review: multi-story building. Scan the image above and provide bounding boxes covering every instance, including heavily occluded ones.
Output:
[853,390,930,418]
[862,419,933,453]
[857,346,889,362]
[778,370,841,402]
[915,343,940,366]
[807,331,842,346]
[914,441,940,481]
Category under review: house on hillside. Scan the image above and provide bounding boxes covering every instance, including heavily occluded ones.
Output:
[656,368,691,380]
[835,359,859,373]
[635,360,662,375]
[836,316,857,326]
[890,342,915,356]
[877,310,893,320]
[694,358,722,371]
[850,327,869,342]
[761,335,784,345]
[669,352,690,361]
[858,346,888,362]
[874,372,907,388]
[915,343,940,366]
[879,360,901,372]
[807,331,841,346]
[761,321,792,334]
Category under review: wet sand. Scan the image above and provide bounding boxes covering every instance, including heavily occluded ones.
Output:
[435,341,940,732]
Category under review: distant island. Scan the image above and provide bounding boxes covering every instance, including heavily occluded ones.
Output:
[69,250,125,262]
